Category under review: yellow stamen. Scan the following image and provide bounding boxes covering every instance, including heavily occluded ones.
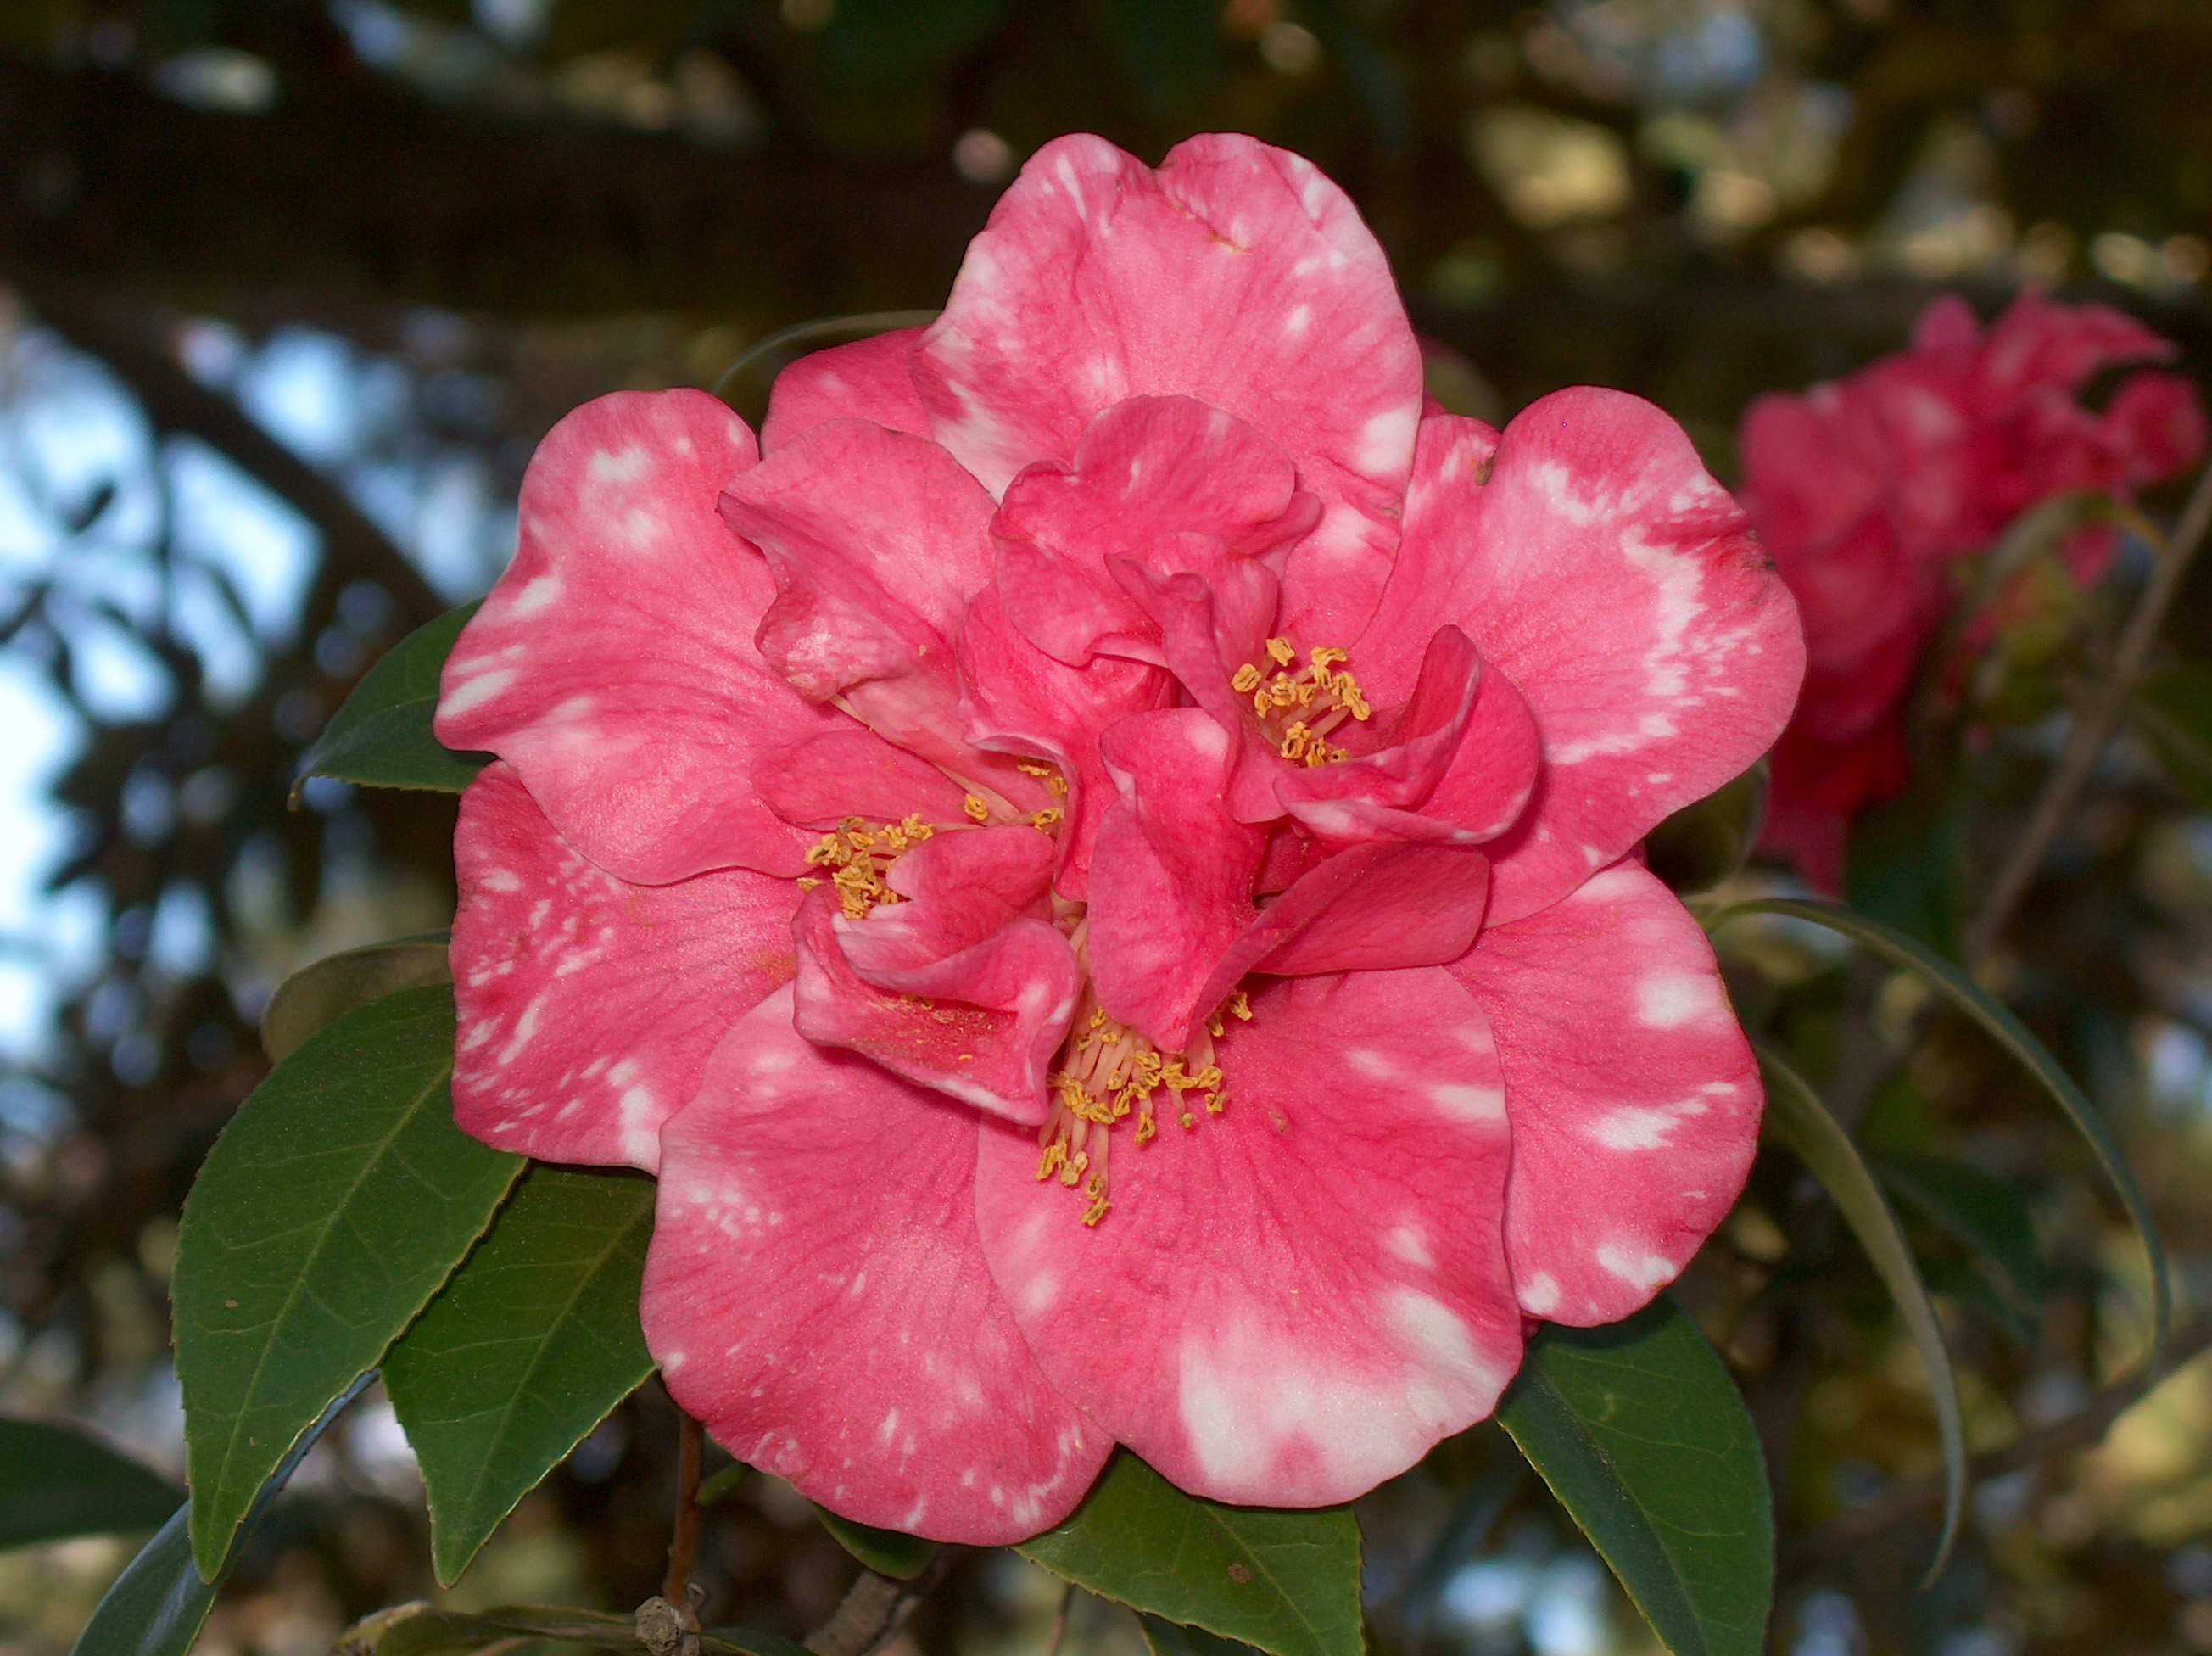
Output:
[1265,636,1297,666]
[963,794,991,823]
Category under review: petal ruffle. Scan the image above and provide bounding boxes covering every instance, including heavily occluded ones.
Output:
[974,968,1522,1508]
[994,396,1317,668]
[645,990,1112,1543]
[760,329,932,451]
[437,389,840,883]
[792,829,1080,1122]
[450,764,799,1172]
[1366,397,1805,925]
[914,132,1422,642]
[1450,859,1762,1324]
[955,586,1176,901]
[721,418,1042,805]
[1085,709,1267,1048]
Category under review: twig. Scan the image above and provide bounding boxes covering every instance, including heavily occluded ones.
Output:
[804,1551,957,1656]
[662,1413,705,1609]
[1044,1582,1075,1656]
[1963,460,2212,967]
[1785,1310,2212,1568]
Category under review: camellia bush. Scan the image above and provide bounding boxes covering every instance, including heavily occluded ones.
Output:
[17,131,2212,1656]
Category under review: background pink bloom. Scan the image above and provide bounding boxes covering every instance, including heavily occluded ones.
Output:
[1742,294,2208,889]
[437,131,1803,1542]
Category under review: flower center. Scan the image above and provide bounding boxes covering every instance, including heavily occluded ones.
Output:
[802,814,940,918]
[1230,635,1371,766]
[1036,980,1253,1227]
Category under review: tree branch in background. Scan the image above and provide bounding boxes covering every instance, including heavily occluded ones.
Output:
[14,278,445,627]
[1965,461,2212,967]
[1785,1311,2212,1569]
[803,1552,956,1656]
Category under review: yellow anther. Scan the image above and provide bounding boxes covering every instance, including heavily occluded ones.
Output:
[1088,1007,1108,1029]
[1061,1149,1089,1187]
[903,814,936,840]
[1204,1091,1226,1115]
[1228,989,1253,1021]
[1310,646,1348,675]
[1037,1142,1066,1181]
[1266,636,1297,666]
[796,876,822,891]
[1017,759,1055,776]
[1179,1111,1198,1130]
[1232,663,1263,693]
[1048,775,1067,797]
[1135,1111,1157,1144]
[1030,808,1064,831]
[963,794,991,823]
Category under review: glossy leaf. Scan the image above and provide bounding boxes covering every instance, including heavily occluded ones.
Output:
[1709,898,2170,1369]
[334,1603,809,1656]
[296,601,486,795]
[384,1165,656,1586]
[813,1505,941,1581]
[72,1379,367,1656]
[173,984,524,1579]
[1872,1148,2041,1312]
[1757,1043,1966,1579]
[1017,1452,1363,1656]
[1498,1298,1772,1656]
[1645,760,1768,898]
[260,935,451,1063]
[0,1419,182,1549]
[1137,1614,1261,1656]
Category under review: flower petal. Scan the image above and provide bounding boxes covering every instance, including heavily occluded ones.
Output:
[974,968,1522,1508]
[450,764,799,1173]
[914,132,1422,641]
[721,418,1047,808]
[437,389,839,883]
[955,586,1176,901]
[761,329,931,451]
[752,728,976,831]
[994,396,1317,668]
[645,990,1112,1543]
[1451,859,1762,1325]
[1085,708,1267,1048]
[1367,398,1805,925]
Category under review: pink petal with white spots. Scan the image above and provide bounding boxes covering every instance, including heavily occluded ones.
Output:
[1365,398,1804,926]
[914,132,1422,642]
[1085,709,1267,1049]
[760,329,931,451]
[1451,859,1762,1325]
[450,764,800,1173]
[994,396,1317,667]
[721,419,1046,808]
[436,389,838,883]
[974,969,1522,1508]
[645,990,1111,1543]
[955,587,1176,901]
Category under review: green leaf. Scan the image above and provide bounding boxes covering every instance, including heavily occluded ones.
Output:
[1498,1298,1772,1656]
[813,1505,941,1581]
[384,1165,656,1586]
[1842,781,1964,959]
[1709,898,2170,1369]
[1137,1613,1261,1656]
[260,935,451,1063]
[1871,1148,2041,1312]
[1756,1043,1966,1580]
[72,1379,366,1656]
[1645,761,1768,898]
[296,602,487,795]
[174,984,524,1579]
[0,1419,183,1549]
[1016,1451,1362,1656]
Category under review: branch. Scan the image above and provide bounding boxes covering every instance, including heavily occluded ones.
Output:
[1963,460,2212,967]
[15,279,444,627]
[1785,1310,2212,1568]
[803,1552,956,1656]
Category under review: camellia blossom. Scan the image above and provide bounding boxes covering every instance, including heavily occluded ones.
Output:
[436,132,1804,1542]
[1742,293,2206,890]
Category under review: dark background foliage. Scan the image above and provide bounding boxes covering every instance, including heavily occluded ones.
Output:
[2,3,2210,1654]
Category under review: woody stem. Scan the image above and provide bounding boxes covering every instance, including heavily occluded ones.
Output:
[662,1412,705,1609]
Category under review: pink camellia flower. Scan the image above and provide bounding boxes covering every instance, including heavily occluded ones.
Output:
[435,133,1804,1541]
[1742,293,2206,890]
